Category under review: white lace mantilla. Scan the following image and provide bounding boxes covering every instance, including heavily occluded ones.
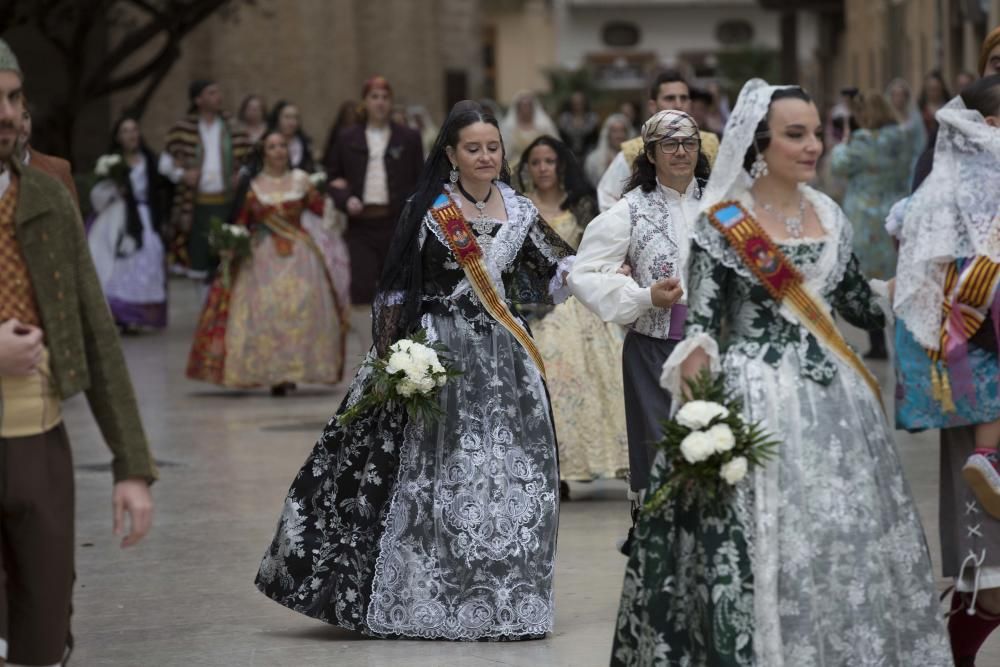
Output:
[894,98,1000,349]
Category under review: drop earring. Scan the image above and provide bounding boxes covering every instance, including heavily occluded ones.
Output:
[750,153,769,180]
[449,165,459,184]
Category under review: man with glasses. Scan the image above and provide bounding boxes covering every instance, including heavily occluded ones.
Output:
[570,110,709,553]
[597,70,719,211]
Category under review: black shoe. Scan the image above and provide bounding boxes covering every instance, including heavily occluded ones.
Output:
[560,481,571,501]
[270,384,288,397]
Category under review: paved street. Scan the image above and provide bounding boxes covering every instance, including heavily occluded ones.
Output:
[66,280,998,666]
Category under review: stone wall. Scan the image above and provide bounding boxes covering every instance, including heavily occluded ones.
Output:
[109,0,482,157]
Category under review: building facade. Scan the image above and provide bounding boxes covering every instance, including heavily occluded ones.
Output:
[110,0,483,155]
[843,0,1000,93]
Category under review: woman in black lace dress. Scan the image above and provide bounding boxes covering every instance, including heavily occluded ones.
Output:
[256,101,575,640]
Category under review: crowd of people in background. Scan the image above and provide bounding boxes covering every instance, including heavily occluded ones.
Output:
[76,57,991,335]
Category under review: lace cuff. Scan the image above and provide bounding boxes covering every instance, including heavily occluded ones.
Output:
[659,333,721,398]
[868,278,890,300]
[548,256,576,304]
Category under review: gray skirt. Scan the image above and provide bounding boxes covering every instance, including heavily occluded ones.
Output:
[621,331,677,492]
[940,425,1000,591]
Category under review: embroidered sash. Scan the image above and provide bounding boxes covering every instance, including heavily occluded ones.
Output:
[429,194,547,378]
[925,257,1000,412]
[707,201,882,403]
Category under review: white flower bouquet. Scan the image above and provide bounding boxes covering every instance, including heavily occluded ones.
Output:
[338,330,462,426]
[93,153,128,185]
[645,371,779,513]
[308,170,328,188]
[207,217,251,288]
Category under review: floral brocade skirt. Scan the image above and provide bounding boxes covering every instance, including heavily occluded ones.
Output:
[612,347,951,666]
[186,235,346,387]
[255,312,559,639]
[531,296,628,481]
[894,318,1000,432]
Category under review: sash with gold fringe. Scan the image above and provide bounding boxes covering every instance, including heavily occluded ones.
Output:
[925,256,1000,412]
[707,201,882,404]
[429,194,547,378]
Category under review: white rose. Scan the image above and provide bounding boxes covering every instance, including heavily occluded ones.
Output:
[408,344,437,369]
[386,351,412,375]
[435,372,448,387]
[415,375,436,393]
[107,154,122,165]
[675,401,729,430]
[720,456,748,485]
[397,378,418,397]
[706,423,735,454]
[679,431,715,464]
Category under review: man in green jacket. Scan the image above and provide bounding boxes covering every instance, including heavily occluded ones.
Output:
[0,40,156,667]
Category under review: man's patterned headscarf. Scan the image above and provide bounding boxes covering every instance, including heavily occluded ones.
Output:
[641,110,699,145]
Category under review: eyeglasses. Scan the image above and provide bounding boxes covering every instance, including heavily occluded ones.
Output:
[657,138,700,154]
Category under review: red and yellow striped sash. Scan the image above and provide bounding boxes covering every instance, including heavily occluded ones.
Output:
[926,257,1000,411]
[707,201,882,405]
[430,197,547,379]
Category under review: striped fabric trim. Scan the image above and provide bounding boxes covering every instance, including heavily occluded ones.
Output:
[929,257,1000,363]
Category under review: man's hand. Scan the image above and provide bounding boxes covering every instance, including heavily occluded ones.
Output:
[650,277,684,309]
[0,319,43,376]
[346,196,364,216]
[329,177,348,191]
[182,168,201,188]
[113,479,154,548]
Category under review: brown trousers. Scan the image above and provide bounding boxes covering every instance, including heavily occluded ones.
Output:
[345,210,396,305]
[0,424,74,665]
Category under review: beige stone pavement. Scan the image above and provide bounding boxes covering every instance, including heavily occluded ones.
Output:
[62,280,998,666]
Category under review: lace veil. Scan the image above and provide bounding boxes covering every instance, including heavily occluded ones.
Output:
[893,96,1000,349]
[699,78,795,213]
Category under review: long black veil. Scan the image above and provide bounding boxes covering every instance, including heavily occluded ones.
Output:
[371,100,511,355]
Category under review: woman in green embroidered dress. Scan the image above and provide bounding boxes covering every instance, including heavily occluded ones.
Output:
[611,80,950,666]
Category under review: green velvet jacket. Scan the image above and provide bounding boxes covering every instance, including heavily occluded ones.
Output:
[12,160,157,483]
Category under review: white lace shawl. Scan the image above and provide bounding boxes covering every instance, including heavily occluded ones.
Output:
[893,97,1000,349]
